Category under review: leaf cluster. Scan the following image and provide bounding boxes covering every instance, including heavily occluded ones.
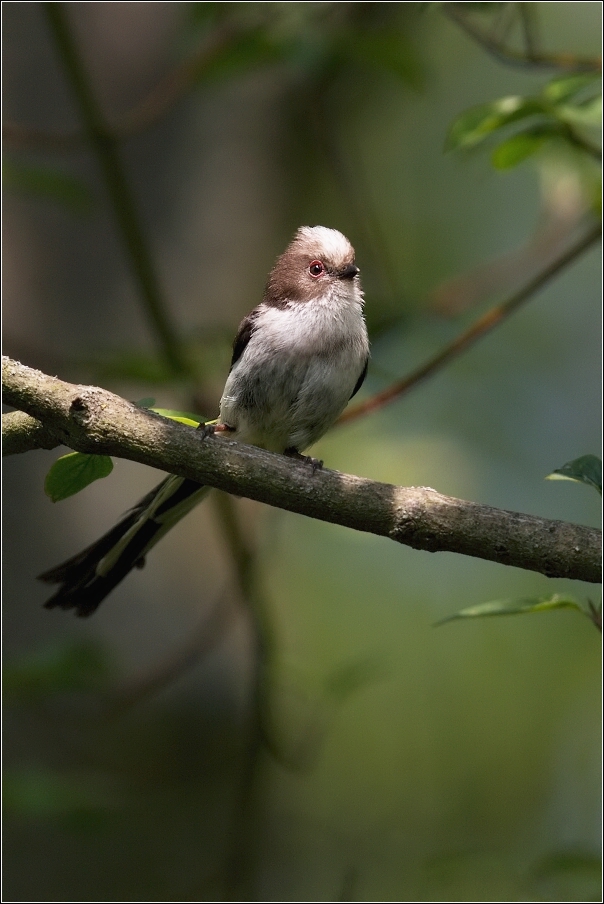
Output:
[447,71,601,170]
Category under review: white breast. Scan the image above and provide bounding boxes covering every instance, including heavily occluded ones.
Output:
[220,288,368,452]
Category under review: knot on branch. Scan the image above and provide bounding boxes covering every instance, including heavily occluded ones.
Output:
[69,395,91,429]
[68,387,109,429]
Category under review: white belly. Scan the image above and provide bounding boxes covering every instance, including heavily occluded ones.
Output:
[220,298,368,452]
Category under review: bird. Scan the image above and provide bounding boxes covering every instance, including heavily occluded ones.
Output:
[39,226,370,616]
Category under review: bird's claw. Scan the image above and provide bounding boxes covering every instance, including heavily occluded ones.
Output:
[198,422,235,441]
[309,456,324,473]
[197,422,216,441]
[284,448,324,473]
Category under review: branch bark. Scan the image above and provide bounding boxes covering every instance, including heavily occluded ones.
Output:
[2,410,63,456]
[3,356,601,584]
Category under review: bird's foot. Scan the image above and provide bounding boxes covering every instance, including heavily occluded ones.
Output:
[198,421,236,441]
[284,448,324,473]
[196,421,215,440]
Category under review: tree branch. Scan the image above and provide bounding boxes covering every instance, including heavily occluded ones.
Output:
[2,21,238,151]
[43,3,189,377]
[445,4,602,72]
[2,410,63,456]
[340,220,601,423]
[3,356,600,584]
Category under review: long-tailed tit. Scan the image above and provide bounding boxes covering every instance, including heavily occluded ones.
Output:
[40,226,369,615]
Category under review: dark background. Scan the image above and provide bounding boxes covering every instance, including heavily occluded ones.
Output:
[3,3,601,901]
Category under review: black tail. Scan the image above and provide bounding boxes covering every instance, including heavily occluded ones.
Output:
[38,477,206,617]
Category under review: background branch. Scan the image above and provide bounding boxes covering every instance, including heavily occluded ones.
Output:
[3,21,238,150]
[3,356,600,584]
[340,219,601,423]
[445,3,601,71]
[43,2,188,376]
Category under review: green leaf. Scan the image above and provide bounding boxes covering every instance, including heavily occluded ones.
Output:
[446,97,544,151]
[3,158,94,213]
[151,408,212,427]
[491,128,551,169]
[546,454,602,495]
[44,452,114,502]
[544,72,601,105]
[436,594,585,626]
[555,94,602,129]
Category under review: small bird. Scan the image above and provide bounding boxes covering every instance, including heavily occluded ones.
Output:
[39,226,370,616]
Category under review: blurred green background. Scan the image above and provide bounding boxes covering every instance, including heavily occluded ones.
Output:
[3,3,601,901]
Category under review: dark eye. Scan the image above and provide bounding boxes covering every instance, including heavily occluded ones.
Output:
[309,260,325,278]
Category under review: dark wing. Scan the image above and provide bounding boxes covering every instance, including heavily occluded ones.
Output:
[230,308,260,371]
[349,356,369,400]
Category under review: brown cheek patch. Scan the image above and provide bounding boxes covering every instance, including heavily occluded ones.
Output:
[265,251,316,305]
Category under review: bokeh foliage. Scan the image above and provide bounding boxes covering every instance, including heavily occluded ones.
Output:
[3,3,601,901]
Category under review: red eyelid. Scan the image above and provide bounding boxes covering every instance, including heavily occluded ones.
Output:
[309,259,325,278]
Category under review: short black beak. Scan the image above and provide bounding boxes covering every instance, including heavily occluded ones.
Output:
[339,263,359,280]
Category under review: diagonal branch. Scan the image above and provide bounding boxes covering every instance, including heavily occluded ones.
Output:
[3,356,601,584]
[340,220,601,424]
[445,3,602,72]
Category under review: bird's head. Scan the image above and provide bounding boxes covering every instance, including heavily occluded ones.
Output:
[265,226,362,307]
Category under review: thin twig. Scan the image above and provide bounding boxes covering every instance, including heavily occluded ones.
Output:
[517,1,538,60]
[587,599,602,632]
[109,589,233,713]
[210,495,273,900]
[339,220,601,424]
[112,24,236,139]
[43,3,188,377]
[491,2,519,49]
[339,865,359,903]
[210,492,256,599]
[211,490,293,763]
[445,4,601,72]
[2,23,238,150]
[561,125,602,163]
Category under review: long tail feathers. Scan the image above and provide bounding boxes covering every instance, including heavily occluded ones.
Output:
[38,477,208,617]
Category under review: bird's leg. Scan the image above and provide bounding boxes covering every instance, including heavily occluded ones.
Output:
[284,447,324,472]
